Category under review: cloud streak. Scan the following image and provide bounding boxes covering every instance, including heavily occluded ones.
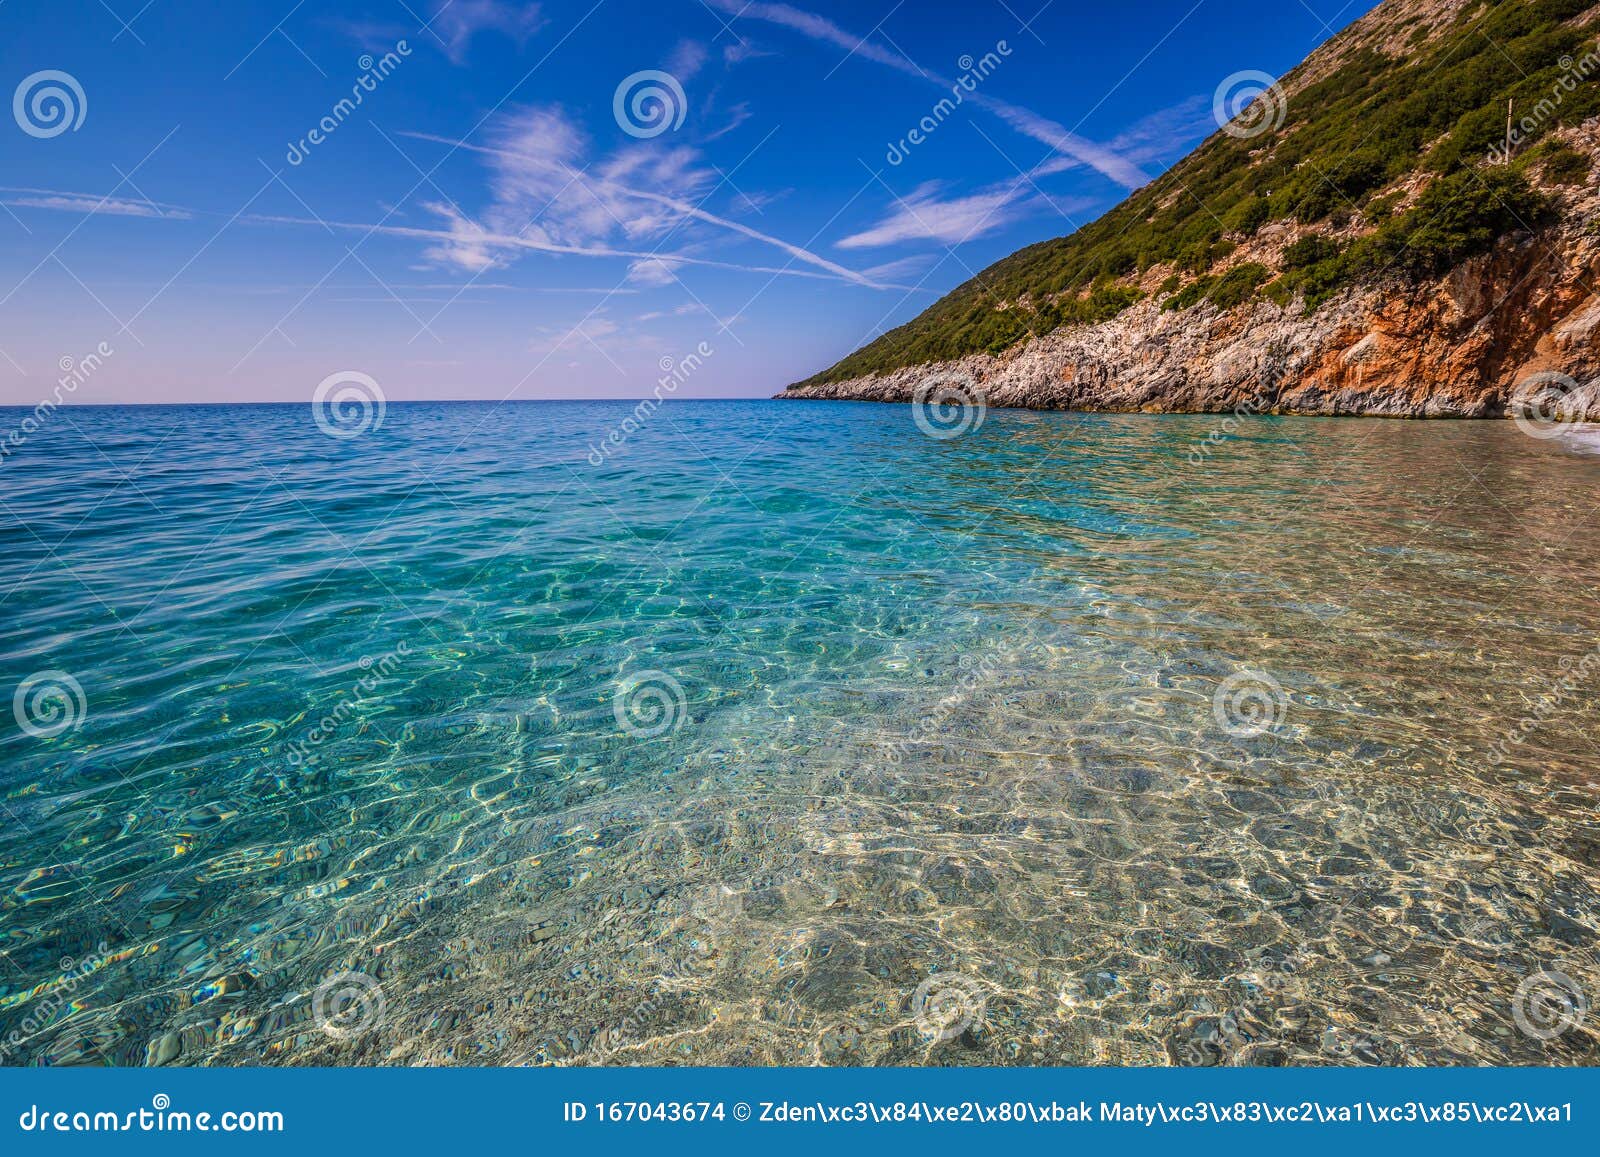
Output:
[241,209,890,285]
[704,0,1147,189]
[837,183,1026,249]
[403,119,892,288]
[430,0,545,64]
[836,178,1098,249]
[0,186,192,219]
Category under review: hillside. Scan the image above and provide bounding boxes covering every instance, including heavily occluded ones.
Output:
[783,0,1600,418]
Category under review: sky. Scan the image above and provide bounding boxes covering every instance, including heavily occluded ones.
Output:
[0,0,1380,405]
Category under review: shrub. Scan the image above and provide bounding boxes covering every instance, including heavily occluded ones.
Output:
[1223,195,1271,236]
[1356,166,1552,278]
[1163,276,1213,312]
[1207,263,1272,310]
[1282,235,1342,271]
[1534,142,1592,186]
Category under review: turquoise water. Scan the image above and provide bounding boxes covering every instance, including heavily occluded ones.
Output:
[1,400,1597,1066]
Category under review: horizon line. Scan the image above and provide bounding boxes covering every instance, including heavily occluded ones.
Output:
[0,394,789,409]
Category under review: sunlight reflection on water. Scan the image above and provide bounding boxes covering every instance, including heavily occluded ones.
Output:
[1,400,1597,1066]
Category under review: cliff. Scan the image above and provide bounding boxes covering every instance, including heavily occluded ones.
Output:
[781,0,1600,420]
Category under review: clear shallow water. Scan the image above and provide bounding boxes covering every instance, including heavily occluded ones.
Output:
[1,399,1598,1067]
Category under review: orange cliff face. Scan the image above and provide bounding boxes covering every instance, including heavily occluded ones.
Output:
[1280,216,1600,417]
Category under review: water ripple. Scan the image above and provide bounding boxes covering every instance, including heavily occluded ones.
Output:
[0,401,1597,1066]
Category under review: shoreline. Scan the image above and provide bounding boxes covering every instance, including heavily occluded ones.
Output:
[784,174,1600,422]
[775,391,1552,420]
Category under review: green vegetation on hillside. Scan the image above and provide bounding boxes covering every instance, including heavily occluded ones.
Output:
[802,0,1597,385]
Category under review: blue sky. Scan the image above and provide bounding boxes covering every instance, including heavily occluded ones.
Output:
[0,0,1378,404]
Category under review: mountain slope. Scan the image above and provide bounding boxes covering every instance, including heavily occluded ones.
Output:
[782,0,1600,419]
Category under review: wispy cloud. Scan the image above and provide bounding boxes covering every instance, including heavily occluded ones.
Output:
[401,110,893,287]
[838,170,1101,250]
[665,38,710,81]
[275,282,638,302]
[243,208,886,284]
[722,37,773,66]
[417,201,508,272]
[860,254,936,283]
[327,2,543,64]
[704,100,754,141]
[431,0,545,64]
[705,0,1147,189]
[626,257,684,287]
[0,186,192,219]
[1108,93,1216,168]
[638,300,742,328]
[531,314,620,353]
[836,182,1026,249]
[728,187,788,216]
[1029,93,1214,181]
